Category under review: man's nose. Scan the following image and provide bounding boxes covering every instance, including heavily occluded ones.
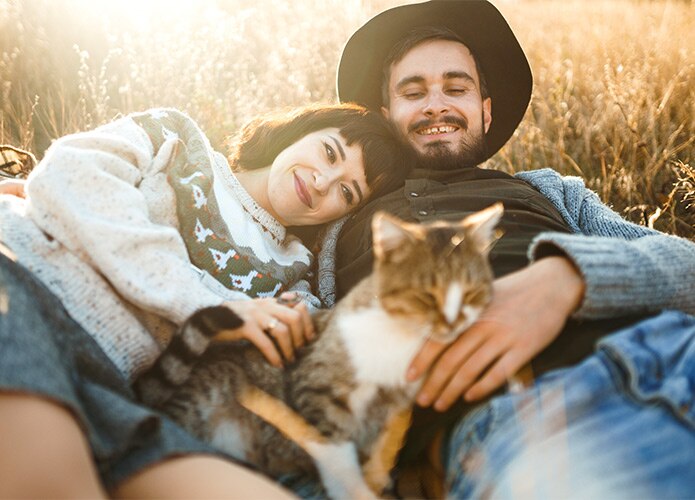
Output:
[423,91,449,116]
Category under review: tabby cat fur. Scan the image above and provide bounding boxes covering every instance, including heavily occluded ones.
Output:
[135,203,503,499]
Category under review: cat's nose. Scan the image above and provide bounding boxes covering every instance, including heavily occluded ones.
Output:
[442,283,463,325]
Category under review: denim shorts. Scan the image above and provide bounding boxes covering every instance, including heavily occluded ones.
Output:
[0,247,225,491]
[444,310,695,499]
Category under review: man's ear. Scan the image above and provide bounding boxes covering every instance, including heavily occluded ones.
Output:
[381,105,390,120]
[483,97,492,134]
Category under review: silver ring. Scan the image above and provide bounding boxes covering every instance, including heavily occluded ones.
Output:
[266,318,279,332]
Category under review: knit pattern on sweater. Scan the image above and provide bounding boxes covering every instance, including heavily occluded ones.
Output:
[132,110,310,298]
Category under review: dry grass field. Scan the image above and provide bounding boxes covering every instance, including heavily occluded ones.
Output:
[1,0,693,238]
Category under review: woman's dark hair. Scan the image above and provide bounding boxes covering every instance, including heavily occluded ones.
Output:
[227,103,412,201]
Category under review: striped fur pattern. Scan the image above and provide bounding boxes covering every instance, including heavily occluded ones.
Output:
[135,306,243,405]
[134,205,502,499]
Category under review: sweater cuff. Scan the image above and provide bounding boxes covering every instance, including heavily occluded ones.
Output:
[529,233,652,320]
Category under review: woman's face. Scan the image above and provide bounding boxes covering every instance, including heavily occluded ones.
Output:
[266,128,371,226]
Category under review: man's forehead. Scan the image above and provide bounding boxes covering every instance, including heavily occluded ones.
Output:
[390,39,479,82]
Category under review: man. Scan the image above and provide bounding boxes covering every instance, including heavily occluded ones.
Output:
[316,0,695,496]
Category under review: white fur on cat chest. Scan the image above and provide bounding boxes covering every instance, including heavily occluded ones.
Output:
[336,307,427,388]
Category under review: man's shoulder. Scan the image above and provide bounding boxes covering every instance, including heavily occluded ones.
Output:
[514,168,588,195]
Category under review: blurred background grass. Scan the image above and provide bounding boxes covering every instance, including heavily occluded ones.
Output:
[1,0,693,238]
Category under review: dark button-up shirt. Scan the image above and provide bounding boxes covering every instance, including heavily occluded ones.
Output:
[337,166,571,297]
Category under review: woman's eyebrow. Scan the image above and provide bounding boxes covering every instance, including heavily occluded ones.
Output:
[329,135,346,161]
[353,180,364,205]
[329,134,362,203]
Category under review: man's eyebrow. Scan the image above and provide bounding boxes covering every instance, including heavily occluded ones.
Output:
[352,180,364,205]
[444,71,476,85]
[329,136,346,161]
[395,72,476,90]
[395,75,425,91]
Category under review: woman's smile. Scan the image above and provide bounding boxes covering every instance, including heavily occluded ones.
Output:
[262,128,370,226]
[293,172,313,208]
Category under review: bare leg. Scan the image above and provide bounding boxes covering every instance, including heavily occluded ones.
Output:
[0,392,107,498]
[113,455,297,499]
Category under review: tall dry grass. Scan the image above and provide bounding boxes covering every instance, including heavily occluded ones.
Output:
[0,0,693,237]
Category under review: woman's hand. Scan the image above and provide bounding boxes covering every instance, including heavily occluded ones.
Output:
[0,179,26,198]
[215,293,315,368]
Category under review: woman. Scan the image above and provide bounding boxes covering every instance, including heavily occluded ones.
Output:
[0,104,410,497]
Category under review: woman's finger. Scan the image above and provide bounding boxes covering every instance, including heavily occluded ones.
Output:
[264,318,295,363]
[244,324,284,368]
[277,308,305,350]
[276,293,315,343]
[294,302,315,342]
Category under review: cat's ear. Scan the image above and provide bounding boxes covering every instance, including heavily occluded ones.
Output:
[462,203,504,255]
[372,212,414,262]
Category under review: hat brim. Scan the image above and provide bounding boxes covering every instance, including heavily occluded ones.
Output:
[337,0,532,159]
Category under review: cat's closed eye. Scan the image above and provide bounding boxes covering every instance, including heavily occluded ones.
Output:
[412,290,437,310]
[464,288,488,306]
[382,289,435,315]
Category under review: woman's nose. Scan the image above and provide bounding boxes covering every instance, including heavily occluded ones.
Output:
[313,169,340,194]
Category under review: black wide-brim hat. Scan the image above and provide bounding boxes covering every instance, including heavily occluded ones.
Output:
[337,0,532,159]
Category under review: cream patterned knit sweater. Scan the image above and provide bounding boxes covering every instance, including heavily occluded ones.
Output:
[0,109,315,380]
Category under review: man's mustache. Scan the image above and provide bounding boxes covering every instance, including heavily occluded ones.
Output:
[408,116,468,134]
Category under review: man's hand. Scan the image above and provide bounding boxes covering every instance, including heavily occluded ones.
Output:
[406,256,585,411]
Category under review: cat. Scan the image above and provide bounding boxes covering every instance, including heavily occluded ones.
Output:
[135,203,503,499]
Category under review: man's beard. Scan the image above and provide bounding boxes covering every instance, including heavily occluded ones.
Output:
[412,114,488,171]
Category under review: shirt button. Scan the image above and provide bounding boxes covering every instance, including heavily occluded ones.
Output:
[418,210,428,216]
[409,191,419,197]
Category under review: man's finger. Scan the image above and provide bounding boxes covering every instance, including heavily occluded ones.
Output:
[431,366,476,411]
[407,339,447,382]
[450,333,507,391]
[417,338,485,409]
[431,341,505,411]
[465,351,521,402]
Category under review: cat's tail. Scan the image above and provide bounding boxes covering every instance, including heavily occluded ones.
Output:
[134,305,244,407]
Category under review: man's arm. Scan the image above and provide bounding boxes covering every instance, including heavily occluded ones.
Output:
[410,168,695,410]
[520,167,695,317]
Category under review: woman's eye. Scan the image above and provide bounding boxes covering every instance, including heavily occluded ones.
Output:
[324,142,336,163]
[341,184,354,204]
